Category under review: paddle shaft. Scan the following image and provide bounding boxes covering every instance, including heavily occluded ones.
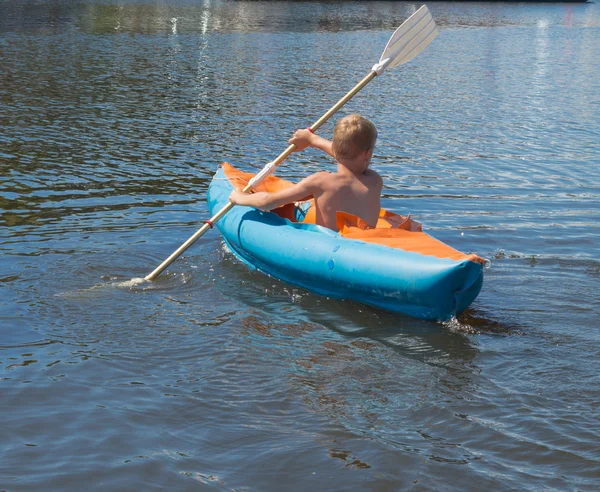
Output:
[144,71,377,281]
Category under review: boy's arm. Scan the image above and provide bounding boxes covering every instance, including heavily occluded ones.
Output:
[289,129,335,158]
[230,172,324,211]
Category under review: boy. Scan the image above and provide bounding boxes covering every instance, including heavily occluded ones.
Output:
[229,114,382,232]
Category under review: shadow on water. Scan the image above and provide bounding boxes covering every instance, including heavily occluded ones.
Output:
[208,243,523,370]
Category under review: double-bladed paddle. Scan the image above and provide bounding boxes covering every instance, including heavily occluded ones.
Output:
[145,5,438,281]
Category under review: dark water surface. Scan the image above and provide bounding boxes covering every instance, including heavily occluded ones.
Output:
[1,1,599,490]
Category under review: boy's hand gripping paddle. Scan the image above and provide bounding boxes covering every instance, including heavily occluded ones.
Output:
[145,5,438,281]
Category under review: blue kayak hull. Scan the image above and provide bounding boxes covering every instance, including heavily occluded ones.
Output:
[207,166,483,321]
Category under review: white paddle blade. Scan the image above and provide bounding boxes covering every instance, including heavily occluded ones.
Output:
[373,5,439,75]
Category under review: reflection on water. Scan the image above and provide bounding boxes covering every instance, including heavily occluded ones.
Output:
[1,0,599,490]
[2,0,598,36]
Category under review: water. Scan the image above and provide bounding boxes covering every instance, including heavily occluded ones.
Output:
[1,1,599,490]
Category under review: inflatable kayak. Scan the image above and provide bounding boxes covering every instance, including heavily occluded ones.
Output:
[207,163,485,321]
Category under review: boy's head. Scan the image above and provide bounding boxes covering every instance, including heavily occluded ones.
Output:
[332,114,377,162]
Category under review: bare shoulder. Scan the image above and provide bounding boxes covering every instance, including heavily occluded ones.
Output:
[363,168,382,179]
[301,171,331,188]
[362,169,383,188]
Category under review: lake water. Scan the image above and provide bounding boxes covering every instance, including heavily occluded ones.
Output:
[1,1,599,490]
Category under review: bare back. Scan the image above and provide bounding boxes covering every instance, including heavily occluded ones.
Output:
[310,169,383,231]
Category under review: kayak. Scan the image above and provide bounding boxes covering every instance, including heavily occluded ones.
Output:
[207,163,486,321]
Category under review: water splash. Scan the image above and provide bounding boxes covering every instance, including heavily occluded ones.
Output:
[110,277,147,288]
[54,277,148,298]
[443,316,478,335]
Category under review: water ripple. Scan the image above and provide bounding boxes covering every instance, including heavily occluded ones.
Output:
[1,1,599,490]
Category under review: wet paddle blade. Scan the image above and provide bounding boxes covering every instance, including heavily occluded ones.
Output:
[378,5,439,71]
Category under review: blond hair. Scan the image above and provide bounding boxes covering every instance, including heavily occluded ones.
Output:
[332,114,377,161]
